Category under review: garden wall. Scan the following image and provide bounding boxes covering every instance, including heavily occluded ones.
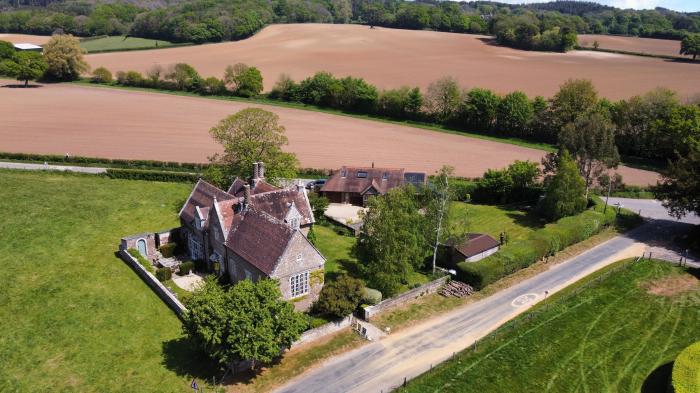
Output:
[362,276,449,320]
[119,249,187,317]
[292,315,354,348]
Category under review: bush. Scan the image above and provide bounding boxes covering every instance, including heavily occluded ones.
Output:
[159,242,177,258]
[179,261,194,275]
[672,341,700,393]
[451,178,476,202]
[128,248,154,273]
[116,70,145,87]
[103,168,200,183]
[361,287,382,305]
[457,200,617,289]
[91,67,113,84]
[156,267,172,281]
[312,275,364,318]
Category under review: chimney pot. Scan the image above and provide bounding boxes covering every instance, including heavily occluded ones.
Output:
[258,162,265,179]
[243,184,251,209]
[252,162,259,180]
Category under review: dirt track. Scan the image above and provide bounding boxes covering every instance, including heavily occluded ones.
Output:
[578,34,687,58]
[0,81,657,185]
[85,24,700,100]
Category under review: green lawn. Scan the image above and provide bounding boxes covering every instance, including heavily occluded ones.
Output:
[80,36,182,53]
[450,202,544,242]
[0,170,218,392]
[398,259,700,393]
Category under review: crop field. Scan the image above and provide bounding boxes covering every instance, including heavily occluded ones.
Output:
[0,33,51,45]
[85,24,700,99]
[80,36,180,53]
[0,169,216,392]
[398,259,700,393]
[0,80,658,185]
[579,34,688,58]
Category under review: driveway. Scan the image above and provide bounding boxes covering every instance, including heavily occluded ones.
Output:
[275,199,698,393]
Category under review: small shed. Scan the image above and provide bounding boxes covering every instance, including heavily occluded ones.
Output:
[13,43,43,52]
[451,233,501,263]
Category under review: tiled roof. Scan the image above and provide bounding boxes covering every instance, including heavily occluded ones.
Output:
[250,188,314,225]
[216,199,239,235]
[228,178,280,197]
[225,208,295,275]
[453,233,500,258]
[179,180,235,224]
[320,166,426,195]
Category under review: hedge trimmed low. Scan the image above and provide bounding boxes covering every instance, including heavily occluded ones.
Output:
[457,201,616,289]
[128,248,154,273]
[179,261,195,275]
[673,341,700,393]
[159,242,177,258]
[156,267,172,282]
[103,168,200,183]
[0,151,206,172]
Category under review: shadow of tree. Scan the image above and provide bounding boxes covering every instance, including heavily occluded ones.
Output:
[641,361,673,393]
[161,337,221,383]
[504,210,546,231]
[1,83,43,88]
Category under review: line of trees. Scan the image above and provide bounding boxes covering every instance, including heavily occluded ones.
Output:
[2,1,700,50]
[0,35,88,85]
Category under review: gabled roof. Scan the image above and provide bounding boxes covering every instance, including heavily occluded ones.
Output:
[214,198,240,238]
[320,166,426,195]
[228,177,280,197]
[224,208,295,275]
[179,179,235,224]
[250,188,314,225]
[453,233,500,258]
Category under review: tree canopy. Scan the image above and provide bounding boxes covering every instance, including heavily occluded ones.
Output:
[540,150,587,221]
[654,138,700,218]
[43,34,89,80]
[680,34,700,60]
[312,274,364,318]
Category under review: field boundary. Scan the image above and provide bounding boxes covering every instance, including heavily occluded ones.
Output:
[575,45,698,63]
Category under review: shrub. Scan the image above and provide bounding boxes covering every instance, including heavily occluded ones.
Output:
[116,70,145,87]
[159,242,177,258]
[312,275,364,318]
[91,67,112,84]
[672,341,700,393]
[361,287,382,305]
[457,199,617,289]
[103,168,200,183]
[156,267,172,281]
[451,178,476,202]
[179,261,194,275]
[128,248,154,273]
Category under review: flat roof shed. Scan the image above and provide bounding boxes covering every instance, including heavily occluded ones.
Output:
[13,43,43,52]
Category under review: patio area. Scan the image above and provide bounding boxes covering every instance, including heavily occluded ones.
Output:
[324,203,366,232]
[171,271,204,292]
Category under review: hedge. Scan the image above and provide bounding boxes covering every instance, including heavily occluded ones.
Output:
[673,341,700,393]
[0,151,206,172]
[156,267,172,282]
[362,287,383,305]
[103,168,200,183]
[457,201,617,289]
[179,261,195,275]
[128,248,154,273]
[159,242,177,258]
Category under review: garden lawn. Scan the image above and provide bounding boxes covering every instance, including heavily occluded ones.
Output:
[398,259,700,393]
[80,36,181,53]
[0,170,217,392]
[449,202,544,242]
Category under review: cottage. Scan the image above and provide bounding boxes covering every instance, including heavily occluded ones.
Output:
[320,165,426,206]
[178,162,324,310]
[450,233,501,263]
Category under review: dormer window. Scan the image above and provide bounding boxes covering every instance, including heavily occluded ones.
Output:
[195,217,202,230]
[341,170,347,178]
[357,171,368,178]
[382,172,388,180]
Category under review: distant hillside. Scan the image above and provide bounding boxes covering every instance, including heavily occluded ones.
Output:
[0,0,698,45]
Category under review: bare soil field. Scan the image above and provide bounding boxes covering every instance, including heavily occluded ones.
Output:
[0,80,657,185]
[85,24,700,100]
[0,33,51,45]
[578,34,687,58]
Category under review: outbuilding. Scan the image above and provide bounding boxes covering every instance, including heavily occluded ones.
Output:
[450,233,501,263]
[13,43,43,52]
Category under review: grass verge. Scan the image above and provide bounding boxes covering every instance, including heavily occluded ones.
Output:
[396,259,699,392]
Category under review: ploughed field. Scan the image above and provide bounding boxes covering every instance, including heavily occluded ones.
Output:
[85,24,700,99]
[0,80,657,185]
[579,34,688,58]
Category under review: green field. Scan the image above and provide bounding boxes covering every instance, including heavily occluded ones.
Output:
[80,36,181,53]
[0,170,217,392]
[398,259,700,393]
[450,202,544,242]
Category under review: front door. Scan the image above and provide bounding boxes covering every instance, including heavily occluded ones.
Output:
[137,239,147,257]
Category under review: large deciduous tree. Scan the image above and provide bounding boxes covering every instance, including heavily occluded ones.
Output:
[550,79,598,128]
[540,150,587,221]
[356,186,428,296]
[43,34,89,80]
[208,108,298,187]
[558,112,620,197]
[3,50,47,87]
[497,91,534,136]
[312,274,364,318]
[654,138,700,218]
[424,76,461,122]
[680,34,700,60]
[183,277,307,371]
[223,63,263,97]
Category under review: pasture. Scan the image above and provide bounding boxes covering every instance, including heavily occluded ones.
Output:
[80,36,180,53]
[397,259,700,393]
[85,24,700,99]
[0,80,658,185]
[0,169,214,392]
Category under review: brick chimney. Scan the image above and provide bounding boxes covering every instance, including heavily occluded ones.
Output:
[258,162,265,179]
[243,184,251,210]
[252,162,260,180]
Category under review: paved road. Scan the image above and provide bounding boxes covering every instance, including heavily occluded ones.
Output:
[0,161,107,174]
[277,198,698,393]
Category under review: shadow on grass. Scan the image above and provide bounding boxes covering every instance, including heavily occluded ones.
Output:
[640,361,673,393]
[504,210,546,231]
[162,337,221,382]
[1,83,43,88]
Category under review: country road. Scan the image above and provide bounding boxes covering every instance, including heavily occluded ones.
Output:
[276,199,699,393]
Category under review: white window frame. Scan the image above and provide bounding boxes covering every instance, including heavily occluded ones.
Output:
[289,271,309,298]
[188,235,203,261]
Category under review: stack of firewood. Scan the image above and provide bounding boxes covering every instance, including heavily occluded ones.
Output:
[439,281,474,298]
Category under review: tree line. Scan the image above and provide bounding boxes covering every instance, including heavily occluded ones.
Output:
[2,0,700,52]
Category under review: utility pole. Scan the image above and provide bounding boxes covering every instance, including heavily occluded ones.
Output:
[431,173,449,275]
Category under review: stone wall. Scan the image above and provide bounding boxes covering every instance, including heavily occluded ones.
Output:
[120,232,158,259]
[361,276,449,321]
[119,249,187,317]
[291,315,354,348]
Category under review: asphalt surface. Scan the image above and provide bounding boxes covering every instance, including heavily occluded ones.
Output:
[0,161,107,174]
[277,198,698,393]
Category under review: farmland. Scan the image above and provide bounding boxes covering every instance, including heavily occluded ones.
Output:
[579,34,688,58]
[0,169,214,392]
[0,80,658,185]
[398,259,700,393]
[80,36,181,53]
[85,24,700,99]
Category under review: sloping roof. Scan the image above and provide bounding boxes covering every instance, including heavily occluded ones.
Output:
[453,233,500,258]
[179,179,236,224]
[250,188,314,225]
[227,178,247,196]
[228,178,280,197]
[320,166,410,195]
[215,199,239,235]
[224,208,295,275]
